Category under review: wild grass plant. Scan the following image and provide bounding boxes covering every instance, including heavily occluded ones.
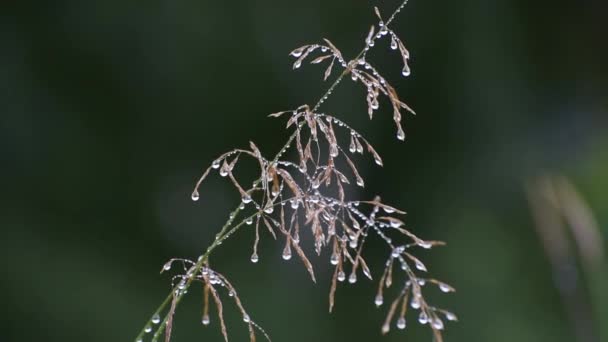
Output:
[135,1,455,341]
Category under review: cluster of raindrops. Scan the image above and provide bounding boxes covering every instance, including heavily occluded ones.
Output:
[136,1,454,342]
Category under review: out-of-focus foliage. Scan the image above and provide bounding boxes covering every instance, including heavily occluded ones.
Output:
[1,0,606,341]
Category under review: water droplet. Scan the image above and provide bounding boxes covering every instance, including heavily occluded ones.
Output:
[290,200,299,209]
[415,260,427,272]
[243,314,250,323]
[264,206,274,214]
[312,180,320,189]
[418,312,428,325]
[356,178,365,187]
[445,312,457,321]
[390,37,398,50]
[417,279,426,286]
[144,325,152,333]
[375,295,384,307]
[374,156,383,166]
[219,169,228,177]
[152,314,161,324]
[358,58,366,65]
[439,283,453,293]
[349,239,357,249]
[418,241,432,249]
[242,195,252,204]
[337,271,346,282]
[401,68,410,77]
[245,218,253,225]
[330,253,339,265]
[163,263,171,271]
[411,297,421,309]
[250,253,259,263]
[330,145,339,157]
[211,160,220,169]
[351,73,358,81]
[201,314,210,325]
[294,60,302,69]
[282,246,292,260]
[381,323,390,334]
[191,190,200,201]
[432,318,444,330]
[348,273,357,284]
[228,290,235,297]
[397,129,405,141]
[397,317,406,329]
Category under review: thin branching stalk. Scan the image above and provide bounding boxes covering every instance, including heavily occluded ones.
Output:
[135,1,455,341]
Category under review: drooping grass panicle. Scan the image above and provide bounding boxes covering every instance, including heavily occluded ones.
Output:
[135,1,455,341]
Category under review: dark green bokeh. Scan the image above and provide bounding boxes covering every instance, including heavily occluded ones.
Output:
[2,0,607,341]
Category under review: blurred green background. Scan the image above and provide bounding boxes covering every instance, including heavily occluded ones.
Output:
[2,0,607,341]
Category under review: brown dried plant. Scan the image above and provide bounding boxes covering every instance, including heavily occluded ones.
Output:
[134,1,455,342]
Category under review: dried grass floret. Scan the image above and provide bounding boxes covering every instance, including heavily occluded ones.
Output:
[135,1,454,341]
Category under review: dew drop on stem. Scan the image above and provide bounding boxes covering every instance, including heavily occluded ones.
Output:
[151,314,161,324]
[191,190,200,202]
[250,253,259,263]
[397,317,406,329]
[375,294,384,307]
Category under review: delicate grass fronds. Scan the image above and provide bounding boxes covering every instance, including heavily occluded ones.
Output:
[134,1,455,341]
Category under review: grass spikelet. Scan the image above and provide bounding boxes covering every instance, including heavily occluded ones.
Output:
[134,1,455,341]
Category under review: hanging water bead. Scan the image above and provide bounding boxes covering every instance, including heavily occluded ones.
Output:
[432,318,444,330]
[348,273,357,284]
[418,241,433,249]
[245,218,253,225]
[191,190,200,201]
[439,282,453,293]
[402,66,411,77]
[162,262,172,271]
[415,260,427,272]
[330,253,340,265]
[411,297,421,309]
[242,195,253,204]
[337,271,346,282]
[374,294,384,307]
[201,314,210,325]
[418,312,429,325]
[151,314,161,324]
[211,160,220,169]
[144,325,152,333]
[390,36,398,50]
[356,177,365,187]
[294,60,302,69]
[250,253,259,263]
[282,246,292,260]
[445,311,458,321]
[397,128,406,141]
[243,314,251,323]
[264,206,274,214]
[396,317,407,330]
